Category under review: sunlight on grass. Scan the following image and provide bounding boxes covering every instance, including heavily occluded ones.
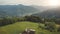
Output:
[0,21,60,34]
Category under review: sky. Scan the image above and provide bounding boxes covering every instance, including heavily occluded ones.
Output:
[0,0,60,6]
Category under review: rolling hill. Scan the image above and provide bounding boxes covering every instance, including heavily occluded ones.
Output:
[0,4,60,18]
[0,4,50,18]
[0,21,60,34]
[0,4,38,17]
[32,8,60,18]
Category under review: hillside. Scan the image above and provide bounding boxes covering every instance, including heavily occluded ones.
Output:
[0,21,38,34]
[0,21,60,34]
[32,8,60,18]
[0,4,37,17]
[0,4,42,17]
[0,4,52,18]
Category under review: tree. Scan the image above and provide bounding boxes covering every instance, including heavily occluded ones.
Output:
[45,22,56,32]
[24,15,43,23]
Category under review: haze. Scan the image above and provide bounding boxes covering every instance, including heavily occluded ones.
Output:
[0,0,60,6]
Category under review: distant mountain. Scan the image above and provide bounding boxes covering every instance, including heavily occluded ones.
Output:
[0,4,49,17]
[32,8,60,18]
[0,4,60,17]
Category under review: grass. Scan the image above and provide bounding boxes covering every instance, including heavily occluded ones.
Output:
[0,21,60,34]
[0,21,38,34]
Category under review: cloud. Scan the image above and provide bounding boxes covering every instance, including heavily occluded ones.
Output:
[0,0,49,6]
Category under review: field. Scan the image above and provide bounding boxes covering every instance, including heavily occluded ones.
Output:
[0,21,60,34]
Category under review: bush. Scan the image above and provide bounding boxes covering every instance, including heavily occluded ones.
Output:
[44,22,56,32]
[57,26,60,32]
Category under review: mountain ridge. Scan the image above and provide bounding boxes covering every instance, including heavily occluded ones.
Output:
[32,8,60,18]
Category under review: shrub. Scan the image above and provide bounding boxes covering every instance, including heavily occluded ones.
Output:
[44,22,56,32]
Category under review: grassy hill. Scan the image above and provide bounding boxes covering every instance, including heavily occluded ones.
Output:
[0,21,60,34]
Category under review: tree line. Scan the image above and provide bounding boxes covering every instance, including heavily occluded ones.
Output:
[0,17,25,26]
[0,15,60,32]
[0,15,60,26]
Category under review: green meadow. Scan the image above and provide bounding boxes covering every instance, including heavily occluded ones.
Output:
[0,21,60,34]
